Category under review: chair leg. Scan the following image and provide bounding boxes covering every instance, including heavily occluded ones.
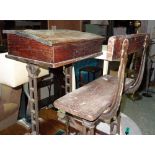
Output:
[110,117,117,135]
[81,126,95,135]
[66,115,70,135]
[82,126,87,135]
[57,110,70,135]
[110,122,117,135]
[88,127,95,135]
[110,114,121,135]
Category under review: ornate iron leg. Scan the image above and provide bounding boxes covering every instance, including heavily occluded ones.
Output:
[64,65,73,94]
[57,65,73,134]
[26,64,40,135]
[64,65,73,134]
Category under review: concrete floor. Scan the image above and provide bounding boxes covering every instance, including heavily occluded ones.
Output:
[121,89,155,135]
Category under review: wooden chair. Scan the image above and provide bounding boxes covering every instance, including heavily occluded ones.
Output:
[54,33,149,135]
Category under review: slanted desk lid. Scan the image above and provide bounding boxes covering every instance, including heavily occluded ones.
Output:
[3,29,104,46]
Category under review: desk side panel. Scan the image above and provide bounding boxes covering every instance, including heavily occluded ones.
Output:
[7,34,54,63]
[53,39,103,63]
[7,34,104,66]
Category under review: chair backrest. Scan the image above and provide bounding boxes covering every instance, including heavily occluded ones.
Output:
[101,33,149,118]
[110,34,149,92]
[105,34,149,60]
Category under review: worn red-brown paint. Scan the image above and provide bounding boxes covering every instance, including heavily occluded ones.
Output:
[6,33,104,65]
[106,34,150,61]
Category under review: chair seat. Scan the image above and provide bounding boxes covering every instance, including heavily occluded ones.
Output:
[54,75,134,122]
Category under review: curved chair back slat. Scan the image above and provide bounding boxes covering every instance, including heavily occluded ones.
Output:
[100,33,149,119]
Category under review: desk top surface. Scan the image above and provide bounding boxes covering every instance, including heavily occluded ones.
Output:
[3,29,104,46]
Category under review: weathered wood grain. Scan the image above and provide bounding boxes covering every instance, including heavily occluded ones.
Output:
[4,30,105,67]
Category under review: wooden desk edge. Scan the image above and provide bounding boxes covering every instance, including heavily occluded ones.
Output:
[6,52,103,68]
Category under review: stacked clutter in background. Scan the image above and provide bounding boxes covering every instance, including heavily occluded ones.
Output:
[113,27,127,35]
[74,58,102,88]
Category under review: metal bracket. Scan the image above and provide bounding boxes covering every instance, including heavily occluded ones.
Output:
[26,64,40,135]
